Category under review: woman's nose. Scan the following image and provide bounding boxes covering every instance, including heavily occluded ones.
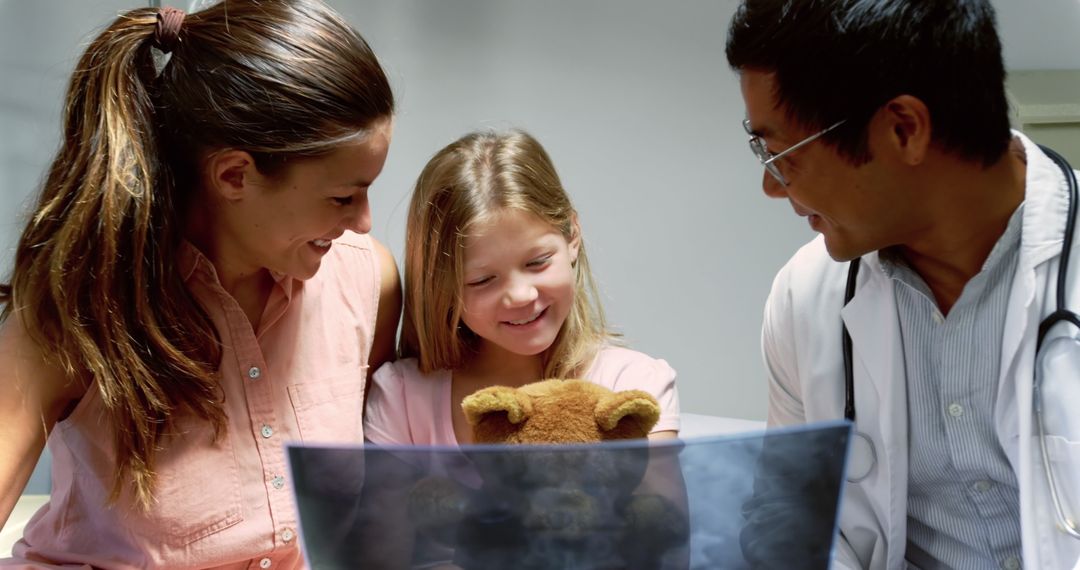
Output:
[343,201,372,234]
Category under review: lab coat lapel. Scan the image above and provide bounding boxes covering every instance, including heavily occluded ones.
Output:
[840,259,909,569]
[1005,133,1080,569]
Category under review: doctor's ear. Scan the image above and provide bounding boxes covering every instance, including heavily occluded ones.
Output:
[203,149,260,201]
[874,95,932,166]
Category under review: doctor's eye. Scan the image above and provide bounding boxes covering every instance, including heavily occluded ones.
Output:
[331,195,354,206]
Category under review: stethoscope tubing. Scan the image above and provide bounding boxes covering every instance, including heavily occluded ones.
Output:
[839,145,1078,495]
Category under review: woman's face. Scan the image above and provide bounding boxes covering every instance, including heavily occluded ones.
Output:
[220,118,392,281]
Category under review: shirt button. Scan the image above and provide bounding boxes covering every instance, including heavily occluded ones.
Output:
[259,558,271,569]
[281,528,295,542]
[973,480,992,493]
[947,403,964,417]
[248,366,261,380]
[271,475,285,490]
[261,425,274,438]
[1002,555,1021,570]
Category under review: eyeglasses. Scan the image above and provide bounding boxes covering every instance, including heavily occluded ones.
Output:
[743,119,846,186]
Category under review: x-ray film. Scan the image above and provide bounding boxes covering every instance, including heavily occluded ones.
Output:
[287,421,851,569]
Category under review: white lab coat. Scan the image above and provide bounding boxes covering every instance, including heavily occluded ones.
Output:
[761,133,1080,570]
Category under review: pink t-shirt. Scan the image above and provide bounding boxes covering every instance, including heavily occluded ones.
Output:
[5,232,381,570]
[364,346,680,446]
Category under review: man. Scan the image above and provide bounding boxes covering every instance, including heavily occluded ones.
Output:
[726,1,1080,569]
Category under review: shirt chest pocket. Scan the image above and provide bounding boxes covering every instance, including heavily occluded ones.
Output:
[288,368,368,444]
[129,415,243,546]
[1043,435,1080,517]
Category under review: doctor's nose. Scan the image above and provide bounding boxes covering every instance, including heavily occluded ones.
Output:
[762,170,788,199]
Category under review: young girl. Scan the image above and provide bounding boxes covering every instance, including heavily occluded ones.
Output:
[365,129,679,446]
[0,1,399,567]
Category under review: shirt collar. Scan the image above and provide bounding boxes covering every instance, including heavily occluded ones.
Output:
[179,241,295,300]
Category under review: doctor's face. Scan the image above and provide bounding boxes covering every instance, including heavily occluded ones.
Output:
[740,70,902,261]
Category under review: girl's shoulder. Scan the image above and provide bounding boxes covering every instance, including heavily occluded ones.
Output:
[319,231,377,271]
[331,230,374,251]
[586,345,676,387]
[373,358,451,389]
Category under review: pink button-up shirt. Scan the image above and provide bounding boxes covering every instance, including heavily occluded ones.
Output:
[7,231,380,569]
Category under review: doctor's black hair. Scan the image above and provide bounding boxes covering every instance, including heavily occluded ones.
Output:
[725,0,1012,167]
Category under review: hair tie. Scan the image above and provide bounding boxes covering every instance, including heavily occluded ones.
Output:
[154,7,186,54]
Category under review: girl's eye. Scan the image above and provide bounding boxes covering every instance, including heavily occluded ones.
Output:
[466,276,493,288]
[527,255,553,268]
[331,196,354,206]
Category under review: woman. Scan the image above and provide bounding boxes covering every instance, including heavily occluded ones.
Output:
[0,1,399,567]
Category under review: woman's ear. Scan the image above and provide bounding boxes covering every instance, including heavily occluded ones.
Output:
[568,214,582,264]
[203,149,259,202]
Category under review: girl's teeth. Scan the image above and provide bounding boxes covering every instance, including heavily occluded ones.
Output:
[312,239,331,247]
[509,313,540,325]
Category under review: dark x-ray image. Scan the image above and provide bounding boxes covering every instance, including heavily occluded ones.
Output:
[287,421,850,569]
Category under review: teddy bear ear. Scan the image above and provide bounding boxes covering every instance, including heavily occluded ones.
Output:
[595,390,661,439]
[462,386,534,426]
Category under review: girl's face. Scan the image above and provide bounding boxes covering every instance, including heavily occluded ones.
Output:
[460,209,580,362]
[219,118,392,281]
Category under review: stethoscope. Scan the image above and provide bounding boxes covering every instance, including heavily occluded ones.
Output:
[841,145,1080,540]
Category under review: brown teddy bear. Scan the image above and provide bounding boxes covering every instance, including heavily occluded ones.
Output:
[407,379,688,569]
[463,379,662,444]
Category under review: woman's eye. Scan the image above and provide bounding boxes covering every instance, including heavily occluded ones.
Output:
[331,196,353,206]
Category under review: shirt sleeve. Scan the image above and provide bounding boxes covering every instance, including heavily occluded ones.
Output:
[760,261,807,428]
[640,357,680,434]
[363,361,413,445]
[598,349,681,434]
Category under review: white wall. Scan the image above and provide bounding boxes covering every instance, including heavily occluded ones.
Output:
[1,2,1079,496]
[329,0,1080,422]
[335,0,793,422]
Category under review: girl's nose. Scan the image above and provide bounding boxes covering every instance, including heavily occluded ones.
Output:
[503,275,539,307]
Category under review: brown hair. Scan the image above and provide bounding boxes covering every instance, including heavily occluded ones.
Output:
[399,130,613,379]
[0,0,393,508]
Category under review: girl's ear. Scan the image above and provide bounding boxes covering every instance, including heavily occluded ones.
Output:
[203,149,259,201]
[568,214,582,264]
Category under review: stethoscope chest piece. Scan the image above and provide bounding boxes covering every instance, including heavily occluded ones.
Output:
[846,430,877,483]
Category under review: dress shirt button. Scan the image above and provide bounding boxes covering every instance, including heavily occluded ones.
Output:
[271,475,286,490]
[1002,555,1021,570]
[261,425,274,438]
[259,558,271,569]
[248,366,261,380]
[947,403,964,418]
[281,528,295,542]
[973,480,992,493]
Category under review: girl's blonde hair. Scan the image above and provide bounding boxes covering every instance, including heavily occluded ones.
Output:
[400,130,612,378]
[0,0,393,509]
